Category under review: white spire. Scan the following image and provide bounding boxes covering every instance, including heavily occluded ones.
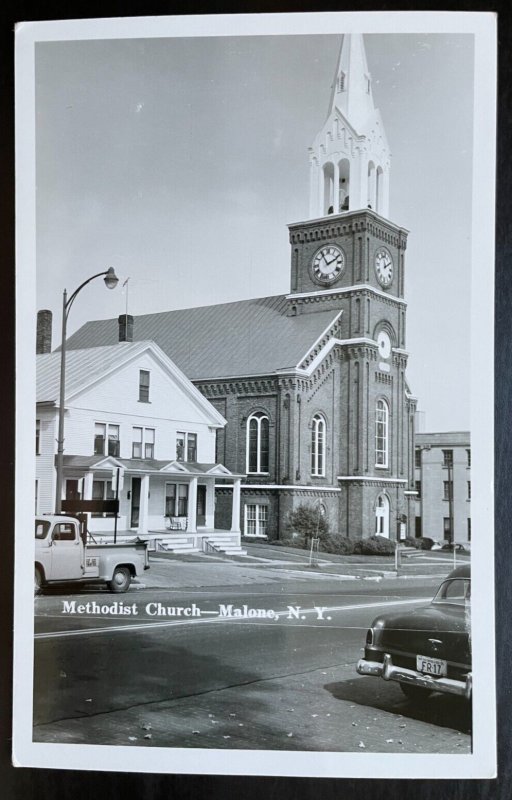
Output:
[327,34,375,132]
[308,34,391,219]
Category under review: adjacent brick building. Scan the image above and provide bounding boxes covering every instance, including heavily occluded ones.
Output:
[64,35,417,542]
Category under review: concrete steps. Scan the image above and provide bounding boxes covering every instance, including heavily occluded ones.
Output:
[203,534,247,556]
[156,537,199,554]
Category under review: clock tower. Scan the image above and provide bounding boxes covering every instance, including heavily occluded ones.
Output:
[287,34,417,540]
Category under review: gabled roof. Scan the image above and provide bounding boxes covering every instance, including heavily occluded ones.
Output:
[64,295,341,381]
[36,340,226,427]
[61,454,241,477]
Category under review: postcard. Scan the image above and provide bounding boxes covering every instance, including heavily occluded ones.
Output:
[13,11,496,778]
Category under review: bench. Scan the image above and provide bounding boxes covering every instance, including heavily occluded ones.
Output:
[166,516,188,531]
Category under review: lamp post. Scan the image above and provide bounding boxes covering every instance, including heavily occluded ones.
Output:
[55,267,119,513]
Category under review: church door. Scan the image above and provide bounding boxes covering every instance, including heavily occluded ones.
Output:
[375,494,390,538]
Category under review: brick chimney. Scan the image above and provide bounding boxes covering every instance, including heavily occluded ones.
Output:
[118,314,134,343]
[36,310,52,354]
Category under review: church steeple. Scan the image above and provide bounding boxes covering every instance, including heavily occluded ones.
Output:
[326,34,376,132]
[308,34,391,219]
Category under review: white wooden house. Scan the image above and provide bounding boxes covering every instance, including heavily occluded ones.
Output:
[36,341,244,552]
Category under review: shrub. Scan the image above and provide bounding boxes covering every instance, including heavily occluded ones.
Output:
[320,535,355,555]
[353,535,396,556]
[286,504,330,549]
[403,536,421,549]
[417,537,434,550]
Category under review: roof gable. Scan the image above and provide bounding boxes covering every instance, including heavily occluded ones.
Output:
[37,341,226,428]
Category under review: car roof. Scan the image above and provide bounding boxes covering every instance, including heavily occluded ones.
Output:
[446,564,471,580]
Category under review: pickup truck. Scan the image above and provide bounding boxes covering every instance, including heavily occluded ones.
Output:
[35,515,149,593]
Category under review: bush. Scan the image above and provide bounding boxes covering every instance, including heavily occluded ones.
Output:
[403,536,421,549]
[286,505,330,549]
[353,535,396,556]
[417,537,434,550]
[320,535,355,555]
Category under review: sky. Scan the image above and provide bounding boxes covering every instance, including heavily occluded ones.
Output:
[34,30,475,431]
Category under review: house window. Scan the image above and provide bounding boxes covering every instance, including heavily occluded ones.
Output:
[443,481,453,501]
[467,518,471,541]
[187,433,197,462]
[94,423,120,457]
[337,72,345,92]
[467,481,471,500]
[132,427,155,459]
[311,414,326,476]
[245,504,268,537]
[165,483,189,517]
[467,448,471,467]
[92,480,115,517]
[443,517,452,541]
[176,432,198,462]
[246,413,270,474]
[415,449,422,468]
[415,480,421,498]
[442,449,453,467]
[375,399,389,467]
[139,370,150,402]
[36,419,40,455]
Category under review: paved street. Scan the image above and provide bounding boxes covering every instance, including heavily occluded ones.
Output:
[33,551,471,753]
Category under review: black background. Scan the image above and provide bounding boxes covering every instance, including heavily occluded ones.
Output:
[2,1,510,798]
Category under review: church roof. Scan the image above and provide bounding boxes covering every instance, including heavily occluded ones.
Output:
[65,295,340,381]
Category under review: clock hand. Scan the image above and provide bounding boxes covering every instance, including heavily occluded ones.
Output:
[324,254,339,266]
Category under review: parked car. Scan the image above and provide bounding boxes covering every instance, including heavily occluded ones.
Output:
[356,565,471,700]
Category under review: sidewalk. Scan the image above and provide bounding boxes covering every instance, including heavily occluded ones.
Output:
[135,546,459,591]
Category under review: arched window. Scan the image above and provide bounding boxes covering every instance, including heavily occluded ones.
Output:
[375,399,389,467]
[311,414,326,476]
[246,413,269,474]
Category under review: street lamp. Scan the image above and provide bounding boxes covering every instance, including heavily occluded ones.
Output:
[55,267,119,512]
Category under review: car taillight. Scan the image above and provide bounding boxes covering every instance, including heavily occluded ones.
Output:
[366,628,374,645]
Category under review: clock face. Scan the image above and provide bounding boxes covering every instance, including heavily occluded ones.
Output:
[375,248,394,288]
[312,246,345,284]
[377,330,392,359]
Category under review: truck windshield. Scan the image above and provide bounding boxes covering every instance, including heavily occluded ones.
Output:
[35,520,51,539]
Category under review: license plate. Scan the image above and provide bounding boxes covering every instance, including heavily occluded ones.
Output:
[416,655,447,676]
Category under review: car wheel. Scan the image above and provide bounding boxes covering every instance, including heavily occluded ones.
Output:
[399,683,432,701]
[109,566,131,593]
[34,567,43,596]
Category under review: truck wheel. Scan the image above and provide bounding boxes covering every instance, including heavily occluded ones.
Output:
[400,683,432,701]
[34,567,43,596]
[109,567,131,593]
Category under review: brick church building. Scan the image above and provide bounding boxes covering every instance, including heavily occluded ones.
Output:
[65,34,418,541]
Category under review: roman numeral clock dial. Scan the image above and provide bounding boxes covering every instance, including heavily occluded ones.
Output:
[375,248,394,288]
[311,245,345,284]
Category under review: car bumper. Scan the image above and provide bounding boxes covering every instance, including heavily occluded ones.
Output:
[356,653,472,699]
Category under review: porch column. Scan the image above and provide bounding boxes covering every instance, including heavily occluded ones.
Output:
[82,471,94,500]
[188,477,198,533]
[82,471,94,532]
[138,475,150,535]
[205,479,215,529]
[230,479,241,533]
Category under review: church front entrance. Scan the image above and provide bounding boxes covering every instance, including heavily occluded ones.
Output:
[375,494,390,538]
